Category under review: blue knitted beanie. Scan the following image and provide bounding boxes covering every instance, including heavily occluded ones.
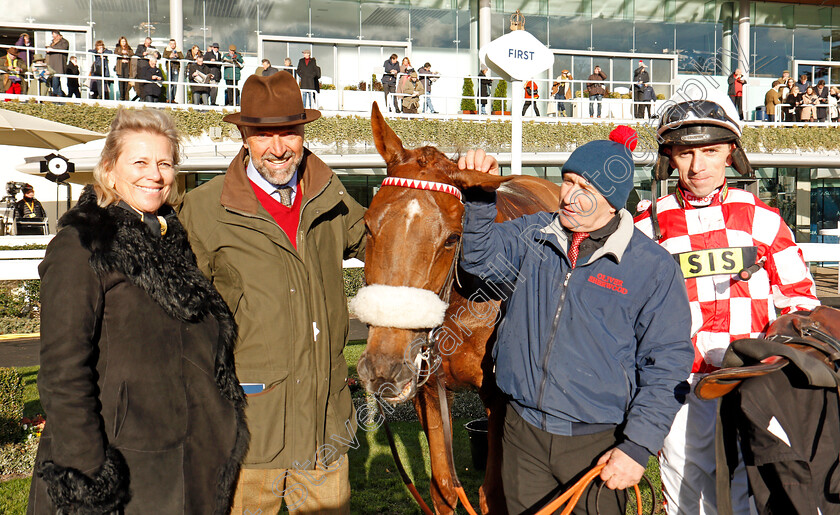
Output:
[562,125,638,210]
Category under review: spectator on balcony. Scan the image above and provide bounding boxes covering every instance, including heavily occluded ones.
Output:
[114,37,133,101]
[800,85,818,122]
[14,33,34,69]
[187,44,202,61]
[88,40,112,100]
[633,60,649,118]
[223,44,243,106]
[778,69,790,86]
[587,65,607,118]
[134,37,155,81]
[552,70,573,117]
[163,39,184,103]
[382,53,400,113]
[138,53,163,102]
[830,86,840,121]
[283,57,293,73]
[418,62,439,114]
[399,57,414,92]
[786,85,802,122]
[780,78,795,104]
[815,79,829,122]
[523,79,540,116]
[255,59,278,77]
[29,54,55,97]
[796,73,810,93]
[66,56,81,98]
[296,49,319,109]
[764,80,781,122]
[45,30,68,96]
[727,68,746,119]
[188,54,213,105]
[1,47,25,97]
[399,70,424,114]
[203,43,222,105]
[478,67,493,115]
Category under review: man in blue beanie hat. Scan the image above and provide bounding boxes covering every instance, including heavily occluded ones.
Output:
[460,126,693,514]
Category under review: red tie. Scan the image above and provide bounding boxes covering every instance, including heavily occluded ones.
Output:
[568,232,590,268]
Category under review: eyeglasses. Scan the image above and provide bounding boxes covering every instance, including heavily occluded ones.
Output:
[660,100,737,128]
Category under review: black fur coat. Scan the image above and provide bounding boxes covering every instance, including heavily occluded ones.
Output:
[28,186,248,514]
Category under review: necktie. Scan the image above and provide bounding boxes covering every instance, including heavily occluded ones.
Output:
[276,186,293,207]
[568,232,590,268]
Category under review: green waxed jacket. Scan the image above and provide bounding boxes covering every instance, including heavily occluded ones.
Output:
[179,147,366,469]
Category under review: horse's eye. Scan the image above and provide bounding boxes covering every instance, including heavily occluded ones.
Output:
[444,233,461,248]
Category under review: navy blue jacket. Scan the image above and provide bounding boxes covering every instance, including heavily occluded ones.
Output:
[461,200,693,465]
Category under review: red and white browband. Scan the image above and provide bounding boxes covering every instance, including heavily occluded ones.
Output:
[380,176,463,202]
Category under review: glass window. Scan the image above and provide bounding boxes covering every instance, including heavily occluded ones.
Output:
[362,4,410,41]
[751,27,791,78]
[527,16,549,46]
[491,11,508,40]
[549,0,590,17]
[634,21,674,53]
[591,18,632,52]
[794,28,831,62]
[593,0,630,20]
[675,22,720,74]
[410,8,456,49]
[261,0,310,39]
[505,0,547,15]
[548,16,591,51]
[312,0,361,39]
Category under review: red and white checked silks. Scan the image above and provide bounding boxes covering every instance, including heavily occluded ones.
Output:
[635,186,819,514]
[635,187,819,374]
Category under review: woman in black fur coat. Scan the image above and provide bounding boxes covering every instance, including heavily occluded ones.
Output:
[27,109,248,514]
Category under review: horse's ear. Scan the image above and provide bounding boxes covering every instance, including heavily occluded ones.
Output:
[449,168,512,192]
[371,102,406,171]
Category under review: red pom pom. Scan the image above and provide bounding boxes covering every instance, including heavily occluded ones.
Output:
[609,125,638,152]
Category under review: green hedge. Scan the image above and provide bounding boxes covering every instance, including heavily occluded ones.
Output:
[2,102,839,153]
[0,369,24,445]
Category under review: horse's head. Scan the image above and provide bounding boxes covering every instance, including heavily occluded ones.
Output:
[352,103,509,404]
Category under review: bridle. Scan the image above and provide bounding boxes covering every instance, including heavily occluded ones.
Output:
[378,176,465,390]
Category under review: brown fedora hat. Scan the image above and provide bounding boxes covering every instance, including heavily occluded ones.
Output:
[223,72,321,127]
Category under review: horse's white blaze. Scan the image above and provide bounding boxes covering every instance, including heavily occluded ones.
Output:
[405,199,422,229]
[350,284,447,329]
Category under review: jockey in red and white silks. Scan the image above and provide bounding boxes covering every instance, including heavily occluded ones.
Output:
[634,87,819,515]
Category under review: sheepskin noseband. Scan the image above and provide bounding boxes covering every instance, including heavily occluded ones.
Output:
[350,284,448,329]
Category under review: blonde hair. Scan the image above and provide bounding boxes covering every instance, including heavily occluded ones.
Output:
[93,109,182,208]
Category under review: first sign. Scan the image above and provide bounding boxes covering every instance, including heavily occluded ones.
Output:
[480,30,553,81]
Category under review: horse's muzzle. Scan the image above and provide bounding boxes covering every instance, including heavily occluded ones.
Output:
[356,351,418,404]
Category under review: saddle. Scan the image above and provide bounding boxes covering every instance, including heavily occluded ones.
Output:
[696,305,840,400]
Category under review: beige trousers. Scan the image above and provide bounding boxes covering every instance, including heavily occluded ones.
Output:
[230,454,350,515]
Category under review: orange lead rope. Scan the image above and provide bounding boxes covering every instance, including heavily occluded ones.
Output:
[533,463,645,515]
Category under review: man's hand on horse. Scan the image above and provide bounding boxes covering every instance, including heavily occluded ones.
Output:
[458,149,500,175]
[597,448,645,490]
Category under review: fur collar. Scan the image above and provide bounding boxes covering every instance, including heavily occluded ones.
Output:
[61,185,216,323]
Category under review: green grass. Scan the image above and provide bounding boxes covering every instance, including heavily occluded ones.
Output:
[349,418,485,514]
[0,478,30,514]
[345,340,366,380]
[17,367,41,419]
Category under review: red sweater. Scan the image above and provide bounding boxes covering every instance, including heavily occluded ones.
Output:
[249,180,301,249]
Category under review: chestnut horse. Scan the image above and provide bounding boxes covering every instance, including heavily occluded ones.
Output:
[353,103,562,514]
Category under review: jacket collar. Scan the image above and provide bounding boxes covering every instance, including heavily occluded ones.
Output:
[220,145,332,214]
[537,209,634,264]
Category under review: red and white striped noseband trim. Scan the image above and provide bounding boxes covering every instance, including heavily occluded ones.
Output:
[380,176,463,203]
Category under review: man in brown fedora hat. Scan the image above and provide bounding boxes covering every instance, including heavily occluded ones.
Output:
[179,70,365,514]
